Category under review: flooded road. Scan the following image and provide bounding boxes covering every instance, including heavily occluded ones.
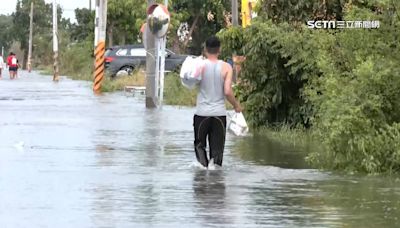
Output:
[0,72,399,227]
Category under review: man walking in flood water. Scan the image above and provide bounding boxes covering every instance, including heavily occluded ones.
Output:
[7,52,18,80]
[193,36,242,168]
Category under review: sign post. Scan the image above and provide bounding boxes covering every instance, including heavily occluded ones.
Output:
[146,3,170,108]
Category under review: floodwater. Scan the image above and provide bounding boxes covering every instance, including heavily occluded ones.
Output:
[0,72,399,228]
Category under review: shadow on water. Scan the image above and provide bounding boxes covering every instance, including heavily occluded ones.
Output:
[231,134,309,169]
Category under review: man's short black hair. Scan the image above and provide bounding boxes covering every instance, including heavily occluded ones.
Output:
[205,36,221,54]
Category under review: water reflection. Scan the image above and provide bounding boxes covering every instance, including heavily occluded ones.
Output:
[192,170,232,227]
[316,176,400,227]
[232,134,309,168]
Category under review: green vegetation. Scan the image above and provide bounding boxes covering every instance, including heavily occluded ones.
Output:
[219,0,400,174]
[1,0,230,72]
[59,40,93,80]
[10,0,69,66]
[101,71,146,92]
[220,21,311,128]
[170,0,231,54]
[254,126,317,150]
[0,0,231,103]
[164,73,198,106]
[218,26,245,57]
[0,15,13,51]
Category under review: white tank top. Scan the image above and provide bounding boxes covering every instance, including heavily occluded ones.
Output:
[195,60,226,116]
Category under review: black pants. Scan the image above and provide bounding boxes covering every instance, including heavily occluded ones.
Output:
[193,115,227,167]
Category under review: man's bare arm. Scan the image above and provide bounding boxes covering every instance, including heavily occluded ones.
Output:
[223,63,242,112]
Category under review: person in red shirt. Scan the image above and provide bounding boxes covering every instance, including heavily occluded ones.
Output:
[7,52,18,80]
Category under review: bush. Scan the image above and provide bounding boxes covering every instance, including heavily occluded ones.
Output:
[219,1,400,173]
[164,72,198,106]
[307,57,400,173]
[305,4,400,173]
[59,40,93,79]
[218,21,320,128]
[101,70,146,92]
[217,26,245,57]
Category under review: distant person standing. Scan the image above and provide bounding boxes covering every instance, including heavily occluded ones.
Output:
[15,59,20,78]
[7,52,18,80]
[0,53,4,79]
[193,36,242,168]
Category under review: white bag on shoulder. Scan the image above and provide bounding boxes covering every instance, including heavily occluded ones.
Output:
[180,56,205,89]
[228,112,249,136]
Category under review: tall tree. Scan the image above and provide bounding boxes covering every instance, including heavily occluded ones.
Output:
[0,15,13,52]
[11,0,63,67]
[107,0,147,46]
[258,0,345,23]
[171,0,231,54]
[70,8,95,42]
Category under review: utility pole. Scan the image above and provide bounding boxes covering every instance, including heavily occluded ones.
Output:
[232,0,239,26]
[93,0,108,93]
[27,1,33,72]
[53,0,59,81]
[145,0,157,108]
[89,0,92,11]
[94,0,99,46]
[158,0,168,107]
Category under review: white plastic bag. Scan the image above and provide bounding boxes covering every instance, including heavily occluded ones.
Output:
[11,57,17,65]
[228,112,249,136]
[180,56,205,89]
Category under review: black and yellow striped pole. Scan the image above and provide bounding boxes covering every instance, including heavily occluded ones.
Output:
[93,41,105,92]
[93,0,107,93]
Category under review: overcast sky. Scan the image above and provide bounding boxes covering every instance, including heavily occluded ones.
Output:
[0,0,93,22]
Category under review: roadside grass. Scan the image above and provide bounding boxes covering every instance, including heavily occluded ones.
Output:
[164,72,197,106]
[255,125,315,149]
[37,65,53,75]
[101,70,146,92]
[37,64,197,107]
